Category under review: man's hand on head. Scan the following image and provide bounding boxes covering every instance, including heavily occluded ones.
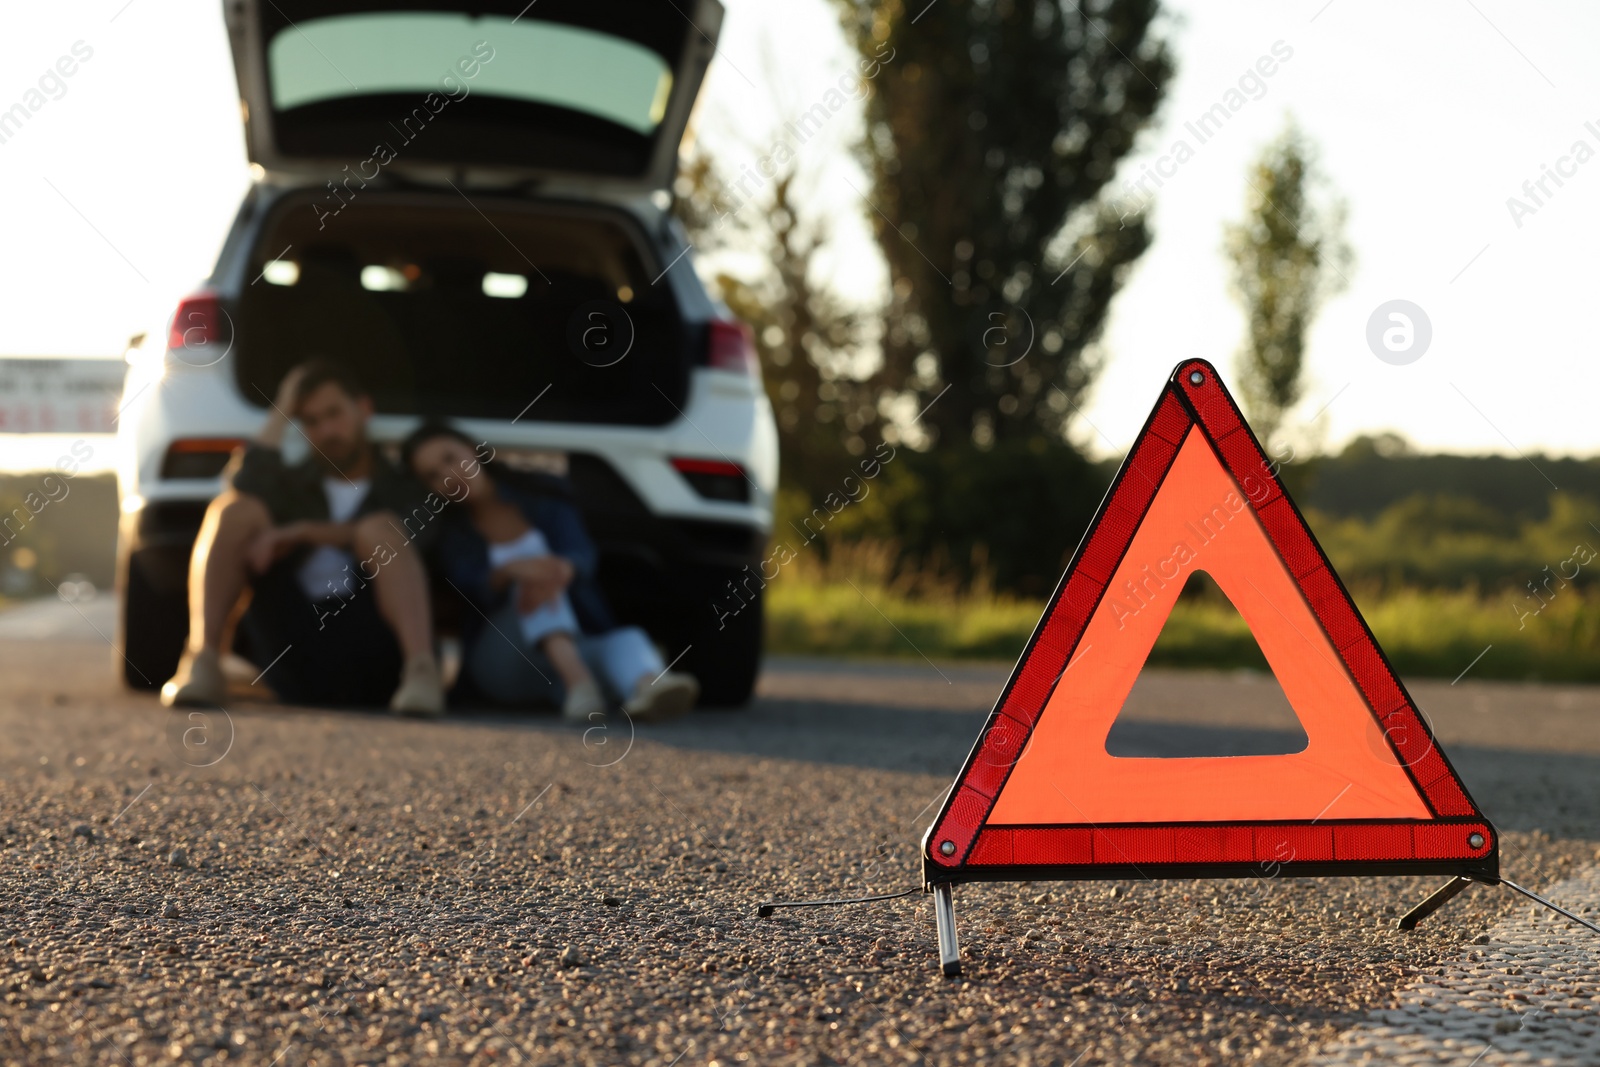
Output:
[259,365,310,448]
[274,365,308,415]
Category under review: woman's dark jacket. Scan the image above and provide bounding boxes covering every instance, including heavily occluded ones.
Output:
[432,467,617,659]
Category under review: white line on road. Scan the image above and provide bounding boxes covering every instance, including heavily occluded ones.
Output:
[1311,863,1600,1064]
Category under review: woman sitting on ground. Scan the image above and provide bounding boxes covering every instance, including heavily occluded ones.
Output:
[401,421,698,722]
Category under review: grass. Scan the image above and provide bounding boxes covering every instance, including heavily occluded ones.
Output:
[764,543,1600,682]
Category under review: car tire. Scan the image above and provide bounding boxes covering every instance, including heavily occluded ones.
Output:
[116,550,189,691]
[679,571,763,708]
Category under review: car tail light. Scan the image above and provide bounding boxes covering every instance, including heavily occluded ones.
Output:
[671,456,751,503]
[706,319,758,376]
[161,437,245,480]
[167,291,226,350]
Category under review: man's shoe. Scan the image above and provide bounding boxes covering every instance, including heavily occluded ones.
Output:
[390,657,446,718]
[161,648,226,708]
[623,671,699,723]
[562,679,607,724]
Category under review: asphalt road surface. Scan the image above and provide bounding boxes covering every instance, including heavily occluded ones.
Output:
[0,596,1596,1066]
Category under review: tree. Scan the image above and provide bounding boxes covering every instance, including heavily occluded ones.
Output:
[1225,121,1351,448]
[832,0,1173,448]
[675,141,880,503]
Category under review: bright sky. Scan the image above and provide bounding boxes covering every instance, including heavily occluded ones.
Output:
[1,0,1595,471]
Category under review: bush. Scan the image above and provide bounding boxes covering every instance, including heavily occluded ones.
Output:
[793,438,1110,599]
[1308,491,1600,594]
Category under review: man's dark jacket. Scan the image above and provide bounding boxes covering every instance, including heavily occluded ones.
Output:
[225,442,439,551]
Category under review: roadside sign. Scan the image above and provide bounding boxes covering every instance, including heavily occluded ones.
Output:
[0,358,124,433]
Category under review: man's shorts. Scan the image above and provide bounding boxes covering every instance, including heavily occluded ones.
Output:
[241,555,402,707]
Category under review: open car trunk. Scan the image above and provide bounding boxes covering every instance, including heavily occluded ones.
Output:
[233,193,692,424]
[223,0,722,189]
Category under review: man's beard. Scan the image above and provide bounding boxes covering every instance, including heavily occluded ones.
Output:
[314,436,367,475]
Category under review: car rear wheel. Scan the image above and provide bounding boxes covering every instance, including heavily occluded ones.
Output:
[678,569,763,708]
[116,550,189,691]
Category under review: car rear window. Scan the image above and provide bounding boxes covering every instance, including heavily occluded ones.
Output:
[267,13,674,135]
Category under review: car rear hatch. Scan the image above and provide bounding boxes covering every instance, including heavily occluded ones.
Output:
[221,0,722,190]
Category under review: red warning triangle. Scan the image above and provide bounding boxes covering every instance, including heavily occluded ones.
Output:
[923,361,1496,881]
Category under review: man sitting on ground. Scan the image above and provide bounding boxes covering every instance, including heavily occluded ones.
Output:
[161,359,445,715]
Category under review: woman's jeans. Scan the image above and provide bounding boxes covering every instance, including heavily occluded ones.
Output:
[466,603,664,706]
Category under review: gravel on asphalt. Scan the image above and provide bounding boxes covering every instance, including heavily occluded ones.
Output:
[0,632,1596,1065]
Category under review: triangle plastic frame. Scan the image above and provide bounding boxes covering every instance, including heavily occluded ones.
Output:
[921,360,1498,886]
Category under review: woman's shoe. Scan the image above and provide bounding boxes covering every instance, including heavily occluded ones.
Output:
[562,679,606,724]
[623,671,699,722]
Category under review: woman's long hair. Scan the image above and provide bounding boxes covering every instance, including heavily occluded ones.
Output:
[399,420,572,504]
[400,419,485,480]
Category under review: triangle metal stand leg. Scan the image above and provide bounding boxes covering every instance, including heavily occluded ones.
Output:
[1491,875,1600,936]
[1397,875,1474,931]
[1398,874,1600,938]
[933,882,962,978]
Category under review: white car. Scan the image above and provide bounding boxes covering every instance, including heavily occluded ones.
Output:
[115,0,777,705]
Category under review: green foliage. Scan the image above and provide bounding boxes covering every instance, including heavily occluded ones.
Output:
[834,0,1172,446]
[1225,121,1349,445]
[883,438,1107,596]
[773,437,1109,598]
[765,479,1600,682]
[1357,586,1600,682]
[1300,434,1600,521]
[763,539,1041,659]
[680,2,1171,593]
[676,147,879,506]
[1309,491,1600,594]
[768,579,1041,661]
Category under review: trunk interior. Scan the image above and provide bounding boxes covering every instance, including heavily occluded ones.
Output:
[233,192,692,424]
